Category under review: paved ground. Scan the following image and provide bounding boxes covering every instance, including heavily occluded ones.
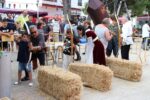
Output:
[9,39,150,100]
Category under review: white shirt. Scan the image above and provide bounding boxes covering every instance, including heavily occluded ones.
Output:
[121,21,133,45]
[142,23,150,38]
[95,24,109,49]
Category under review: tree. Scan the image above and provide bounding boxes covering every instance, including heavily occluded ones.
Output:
[103,0,149,16]
[127,0,149,16]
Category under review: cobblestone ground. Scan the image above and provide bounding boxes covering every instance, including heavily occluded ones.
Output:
[11,39,150,100]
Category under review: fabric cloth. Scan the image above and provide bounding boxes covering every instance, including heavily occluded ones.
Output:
[95,24,109,49]
[142,23,150,38]
[86,30,106,65]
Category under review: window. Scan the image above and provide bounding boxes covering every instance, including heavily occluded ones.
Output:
[78,0,82,6]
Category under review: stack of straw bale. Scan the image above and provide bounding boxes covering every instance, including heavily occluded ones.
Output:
[69,63,113,91]
[106,57,142,81]
[38,66,82,100]
[0,97,10,100]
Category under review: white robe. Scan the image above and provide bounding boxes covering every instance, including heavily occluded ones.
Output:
[85,37,94,64]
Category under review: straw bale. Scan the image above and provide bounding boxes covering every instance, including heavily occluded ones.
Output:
[69,63,113,91]
[38,66,82,100]
[0,97,10,100]
[106,57,142,81]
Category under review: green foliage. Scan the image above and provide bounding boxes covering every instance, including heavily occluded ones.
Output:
[128,0,149,16]
[106,0,149,16]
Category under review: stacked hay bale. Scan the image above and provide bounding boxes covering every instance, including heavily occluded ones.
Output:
[38,66,82,100]
[106,57,142,81]
[0,97,10,100]
[69,63,113,91]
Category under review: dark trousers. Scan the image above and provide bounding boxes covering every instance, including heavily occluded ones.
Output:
[106,38,118,57]
[75,45,81,60]
[142,37,150,47]
[121,45,130,60]
[31,52,45,65]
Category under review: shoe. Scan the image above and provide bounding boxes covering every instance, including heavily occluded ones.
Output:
[29,82,33,87]
[82,52,85,55]
[14,81,21,85]
[74,58,81,61]
[21,77,29,81]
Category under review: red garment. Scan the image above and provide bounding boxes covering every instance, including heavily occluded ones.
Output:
[86,30,106,65]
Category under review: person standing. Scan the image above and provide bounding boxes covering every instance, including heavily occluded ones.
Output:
[77,25,93,64]
[30,25,45,66]
[0,19,14,50]
[1,0,5,8]
[82,21,93,55]
[95,18,113,50]
[16,10,29,30]
[106,15,119,57]
[77,25,106,65]
[142,21,150,50]
[23,15,35,34]
[121,17,133,60]
[62,29,74,69]
[14,33,33,86]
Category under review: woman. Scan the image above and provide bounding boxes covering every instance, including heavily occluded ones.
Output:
[77,25,106,65]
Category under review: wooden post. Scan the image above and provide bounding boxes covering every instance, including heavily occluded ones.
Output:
[66,15,74,68]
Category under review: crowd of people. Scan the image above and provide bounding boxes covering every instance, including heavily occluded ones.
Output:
[0,9,149,87]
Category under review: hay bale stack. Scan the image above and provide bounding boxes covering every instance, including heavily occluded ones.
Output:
[38,67,82,100]
[69,63,113,91]
[106,57,142,81]
[0,97,10,100]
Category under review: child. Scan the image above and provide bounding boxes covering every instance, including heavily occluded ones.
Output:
[62,29,75,70]
[14,33,33,86]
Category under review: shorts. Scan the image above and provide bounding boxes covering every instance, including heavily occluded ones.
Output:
[0,42,8,49]
[18,62,32,72]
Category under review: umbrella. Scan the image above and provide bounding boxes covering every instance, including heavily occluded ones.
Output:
[87,0,109,25]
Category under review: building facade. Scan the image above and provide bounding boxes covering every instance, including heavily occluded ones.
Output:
[3,0,88,17]
[40,0,88,16]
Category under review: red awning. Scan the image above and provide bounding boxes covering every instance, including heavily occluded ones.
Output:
[0,8,48,17]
